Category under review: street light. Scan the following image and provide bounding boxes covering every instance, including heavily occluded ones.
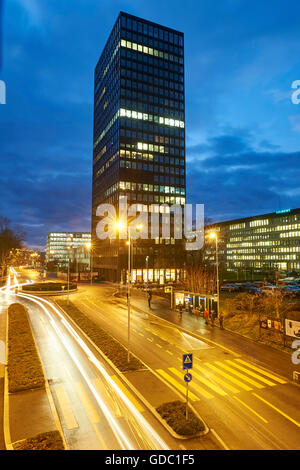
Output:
[66,237,72,305]
[116,220,143,363]
[210,232,220,319]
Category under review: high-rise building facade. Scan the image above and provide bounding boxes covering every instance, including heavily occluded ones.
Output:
[205,208,300,273]
[92,12,186,282]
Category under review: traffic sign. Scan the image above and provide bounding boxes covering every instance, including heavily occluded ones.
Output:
[183,353,193,370]
[184,373,192,383]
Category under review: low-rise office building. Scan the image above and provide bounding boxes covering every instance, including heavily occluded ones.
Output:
[205,208,300,273]
[46,232,91,270]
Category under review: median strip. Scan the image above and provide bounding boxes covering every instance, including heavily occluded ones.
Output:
[56,299,143,372]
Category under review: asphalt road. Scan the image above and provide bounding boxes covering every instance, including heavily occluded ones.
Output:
[2,269,201,450]
[63,282,300,450]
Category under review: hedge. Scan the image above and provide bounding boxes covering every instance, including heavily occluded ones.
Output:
[23,282,77,292]
[13,431,64,450]
[157,401,205,436]
[7,303,45,393]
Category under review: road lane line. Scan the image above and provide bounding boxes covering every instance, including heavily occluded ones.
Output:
[235,359,286,384]
[156,369,199,401]
[111,375,144,413]
[169,368,214,399]
[194,363,240,394]
[204,363,252,391]
[210,428,230,450]
[226,360,276,387]
[75,382,101,423]
[93,379,122,418]
[155,343,163,348]
[215,361,265,389]
[233,396,268,423]
[252,393,300,428]
[92,422,108,450]
[54,385,79,430]
[190,368,227,396]
[166,350,173,355]
[147,337,153,342]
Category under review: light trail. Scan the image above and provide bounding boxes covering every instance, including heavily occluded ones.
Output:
[3,268,168,450]
[18,291,168,450]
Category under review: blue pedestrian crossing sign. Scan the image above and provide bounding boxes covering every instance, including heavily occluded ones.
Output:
[183,353,193,370]
[184,372,192,383]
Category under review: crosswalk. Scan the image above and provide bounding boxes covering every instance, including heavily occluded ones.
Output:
[156,358,286,401]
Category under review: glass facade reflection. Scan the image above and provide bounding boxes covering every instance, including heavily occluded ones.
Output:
[92,12,186,281]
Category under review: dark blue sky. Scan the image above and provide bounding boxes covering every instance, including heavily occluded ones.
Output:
[0,0,300,249]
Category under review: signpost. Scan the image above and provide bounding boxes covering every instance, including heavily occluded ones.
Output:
[183,354,193,420]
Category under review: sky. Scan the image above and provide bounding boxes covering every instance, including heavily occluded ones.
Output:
[0,0,300,249]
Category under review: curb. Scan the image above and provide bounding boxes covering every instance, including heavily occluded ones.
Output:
[52,299,209,441]
[21,288,77,296]
[3,309,13,450]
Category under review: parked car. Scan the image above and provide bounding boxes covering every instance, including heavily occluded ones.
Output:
[246,287,263,295]
[221,283,240,292]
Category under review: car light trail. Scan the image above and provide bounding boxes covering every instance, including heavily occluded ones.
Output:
[3,269,169,449]
[15,289,168,450]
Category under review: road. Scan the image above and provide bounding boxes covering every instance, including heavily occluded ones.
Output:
[59,281,300,450]
[2,268,207,450]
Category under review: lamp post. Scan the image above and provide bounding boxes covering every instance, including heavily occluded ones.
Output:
[66,237,72,306]
[116,220,143,363]
[210,232,220,319]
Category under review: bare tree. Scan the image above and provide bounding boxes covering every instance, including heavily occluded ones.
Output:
[0,217,25,277]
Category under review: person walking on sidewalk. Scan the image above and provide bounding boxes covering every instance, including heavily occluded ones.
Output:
[204,308,209,325]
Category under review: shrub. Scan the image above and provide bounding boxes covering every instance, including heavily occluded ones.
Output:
[13,431,64,450]
[157,401,205,436]
[7,303,45,393]
[23,282,77,292]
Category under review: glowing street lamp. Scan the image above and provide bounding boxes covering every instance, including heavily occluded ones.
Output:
[210,232,220,319]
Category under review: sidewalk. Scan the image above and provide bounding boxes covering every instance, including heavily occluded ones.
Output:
[8,387,58,446]
[124,288,300,382]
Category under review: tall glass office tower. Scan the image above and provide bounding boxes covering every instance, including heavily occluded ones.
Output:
[92,12,186,282]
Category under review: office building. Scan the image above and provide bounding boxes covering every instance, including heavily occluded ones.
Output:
[46,232,91,270]
[205,208,300,273]
[92,12,186,282]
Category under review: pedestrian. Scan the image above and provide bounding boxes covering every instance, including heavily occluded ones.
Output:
[219,313,224,330]
[178,303,183,315]
[204,308,209,325]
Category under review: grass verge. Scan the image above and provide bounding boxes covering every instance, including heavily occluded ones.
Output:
[157,401,205,436]
[13,431,64,450]
[23,282,77,292]
[7,303,45,393]
[56,299,143,372]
